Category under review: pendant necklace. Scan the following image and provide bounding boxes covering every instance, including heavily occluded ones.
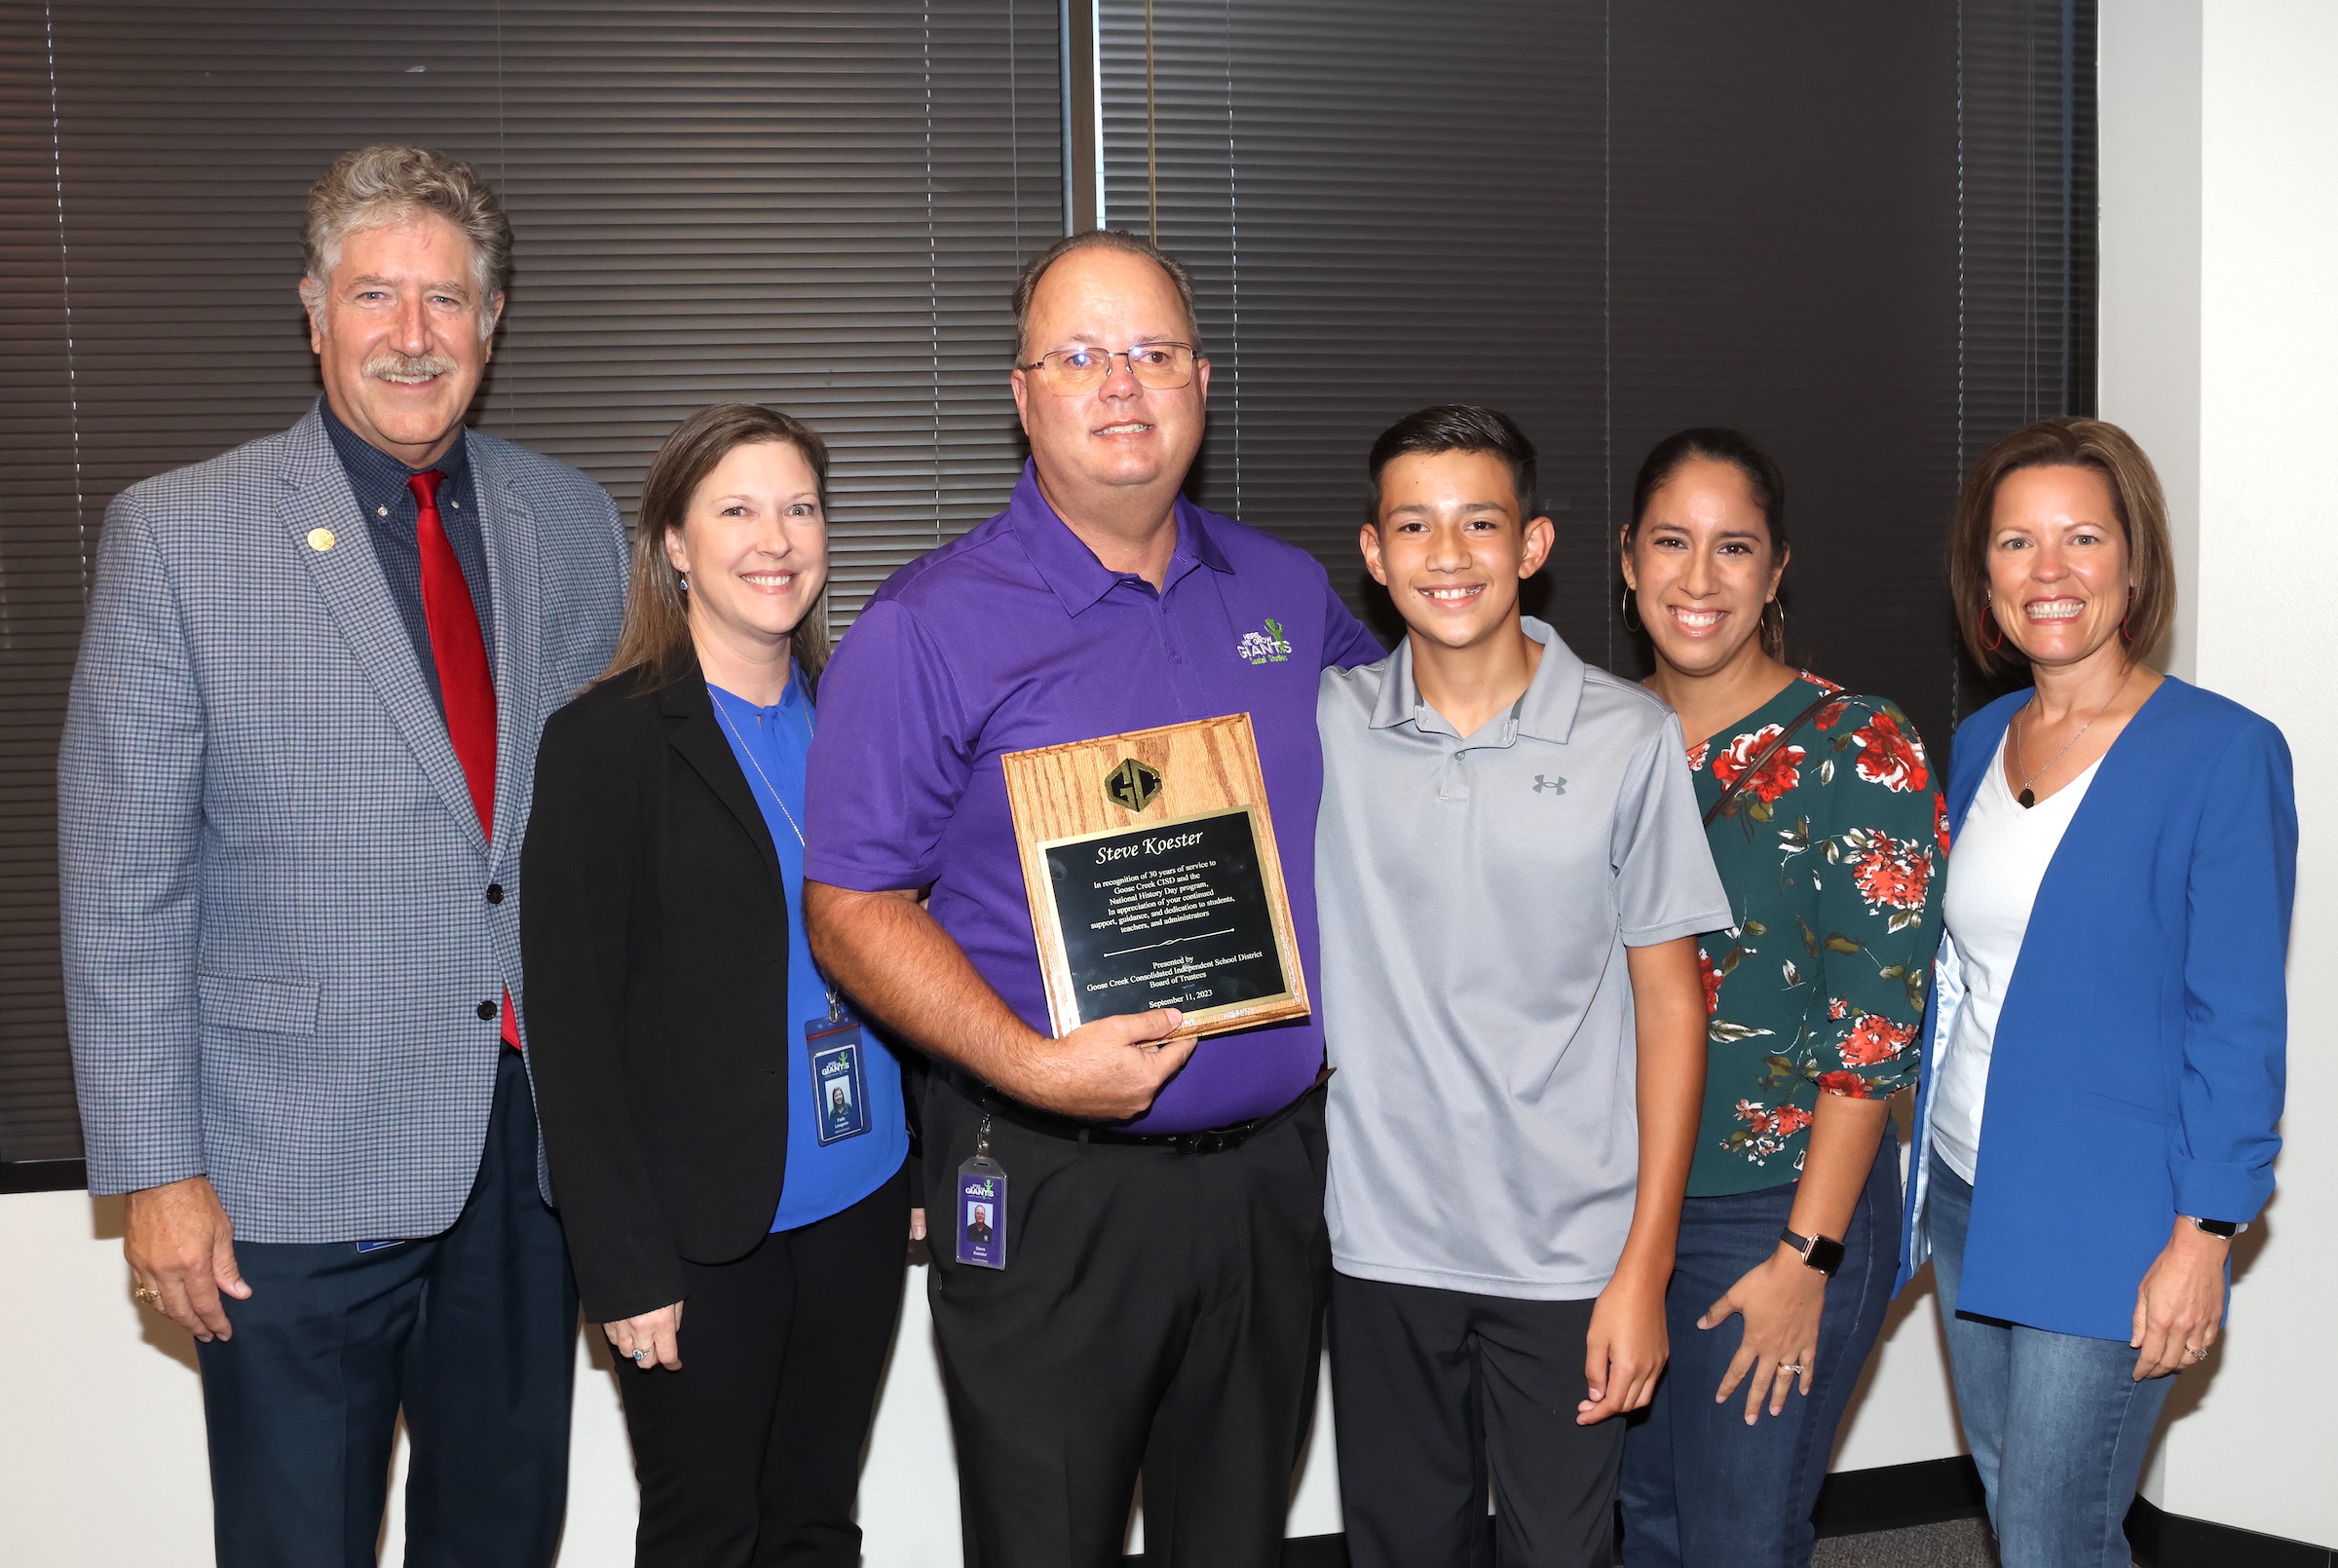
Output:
[2012,662,2133,808]
[709,685,809,847]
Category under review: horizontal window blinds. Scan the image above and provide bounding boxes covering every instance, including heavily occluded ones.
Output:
[1960,0,2096,451]
[1101,0,2094,756]
[0,0,1061,1168]
[1102,0,1609,628]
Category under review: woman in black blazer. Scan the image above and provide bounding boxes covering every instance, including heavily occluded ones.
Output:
[523,404,912,1567]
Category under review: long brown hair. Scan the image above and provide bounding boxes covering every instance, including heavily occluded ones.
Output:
[1946,417,2175,675]
[600,403,834,694]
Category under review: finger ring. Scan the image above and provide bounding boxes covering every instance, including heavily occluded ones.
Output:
[630,1348,652,1363]
[132,1284,161,1308]
[1777,1363,1806,1375]
[2184,1346,2208,1363]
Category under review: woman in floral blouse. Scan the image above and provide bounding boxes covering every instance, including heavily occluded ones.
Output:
[1615,429,1943,1568]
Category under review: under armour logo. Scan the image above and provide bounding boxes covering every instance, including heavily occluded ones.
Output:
[1531,774,1567,796]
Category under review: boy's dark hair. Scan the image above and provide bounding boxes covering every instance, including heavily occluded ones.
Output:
[1367,404,1539,518]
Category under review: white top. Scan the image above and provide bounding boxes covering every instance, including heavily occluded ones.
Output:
[1929,733,2099,1182]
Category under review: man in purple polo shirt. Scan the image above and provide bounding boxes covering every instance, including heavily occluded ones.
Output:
[805,230,1380,1567]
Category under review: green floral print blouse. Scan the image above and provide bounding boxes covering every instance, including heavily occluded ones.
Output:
[1683,673,1946,1197]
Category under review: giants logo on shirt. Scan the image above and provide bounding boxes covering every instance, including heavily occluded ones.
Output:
[1236,617,1292,665]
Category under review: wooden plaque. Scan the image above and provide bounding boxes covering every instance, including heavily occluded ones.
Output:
[1000,713,1310,1041]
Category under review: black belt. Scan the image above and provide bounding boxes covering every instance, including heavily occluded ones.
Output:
[951,1068,1325,1156]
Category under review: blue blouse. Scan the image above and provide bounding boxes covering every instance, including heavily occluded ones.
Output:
[708,677,907,1230]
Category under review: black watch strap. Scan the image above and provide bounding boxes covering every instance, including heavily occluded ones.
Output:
[1781,1226,1846,1277]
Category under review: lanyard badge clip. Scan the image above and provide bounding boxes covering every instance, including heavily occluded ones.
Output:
[804,989,870,1145]
[956,1112,1009,1270]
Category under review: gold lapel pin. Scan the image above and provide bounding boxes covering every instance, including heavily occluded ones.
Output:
[307,527,336,552]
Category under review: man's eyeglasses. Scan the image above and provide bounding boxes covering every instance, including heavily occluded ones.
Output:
[1015,342,1198,394]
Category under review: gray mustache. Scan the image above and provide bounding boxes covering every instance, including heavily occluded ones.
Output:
[362,351,458,383]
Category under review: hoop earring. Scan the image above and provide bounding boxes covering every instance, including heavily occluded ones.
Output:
[1978,603,2004,653]
[1762,599,1786,655]
[2120,585,2135,644]
[1620,586,1643,633]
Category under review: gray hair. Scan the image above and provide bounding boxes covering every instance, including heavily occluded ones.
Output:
[299,145,511,331]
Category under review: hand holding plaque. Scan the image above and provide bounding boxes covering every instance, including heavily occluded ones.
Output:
[1001,714,1310,1040]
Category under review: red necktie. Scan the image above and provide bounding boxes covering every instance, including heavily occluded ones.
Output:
[409,469,517,1047]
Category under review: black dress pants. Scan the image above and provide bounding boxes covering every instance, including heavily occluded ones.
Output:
[196,1044,580,1568]
[1330,1273,1624,1568]
[614,1164,910,1568]
[922,1074,1332,1568]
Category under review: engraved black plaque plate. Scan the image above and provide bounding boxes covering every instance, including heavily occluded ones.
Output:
[1040,806,1295,1028]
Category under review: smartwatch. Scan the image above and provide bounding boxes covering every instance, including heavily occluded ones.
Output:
[1780,1227,1846,1277]
[2186,1215,2246,1239]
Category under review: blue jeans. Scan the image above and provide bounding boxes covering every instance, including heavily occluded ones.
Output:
[1927,1152,2172,1568]
[1619,1137,1900,1568]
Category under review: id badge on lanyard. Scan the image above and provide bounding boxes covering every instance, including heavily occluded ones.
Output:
[804,992,872,1146]
[956,1114,1009,1270]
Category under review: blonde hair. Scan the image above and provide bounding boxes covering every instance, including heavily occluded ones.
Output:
[1947,417,2177,674]
[601,404,833,694]
[298,145,511,326]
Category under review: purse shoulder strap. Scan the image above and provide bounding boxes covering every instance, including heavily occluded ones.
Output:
[1701,690,1853,828]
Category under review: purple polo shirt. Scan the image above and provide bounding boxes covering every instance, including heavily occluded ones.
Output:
[806,463,1383,1132]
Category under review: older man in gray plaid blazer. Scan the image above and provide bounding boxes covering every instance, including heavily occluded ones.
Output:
[59,146,625,1567]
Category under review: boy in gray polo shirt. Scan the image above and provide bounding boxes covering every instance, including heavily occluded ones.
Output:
[1317,406,1727,1568]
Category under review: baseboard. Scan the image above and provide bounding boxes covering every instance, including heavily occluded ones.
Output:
[1115,1462,2334,1567]
[1811,1455,1989,1535]
[2127,1496,2336,1568]
[0,1158,87,1195]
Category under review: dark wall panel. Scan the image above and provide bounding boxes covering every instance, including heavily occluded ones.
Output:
[1604,4,1960,728]
[1103,0,2094,758]
[0,0,1061,1166]
[1102,1,1608,629]
[0,0,2095,1169]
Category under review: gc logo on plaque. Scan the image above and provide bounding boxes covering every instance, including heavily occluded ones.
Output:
[1000,714,1309,1040]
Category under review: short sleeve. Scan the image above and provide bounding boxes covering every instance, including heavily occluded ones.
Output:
[1319,573,1387,671]
[1611,713,1732,947]
[803,599,973,893]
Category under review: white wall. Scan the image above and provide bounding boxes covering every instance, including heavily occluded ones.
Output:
[0,1188,1341,1566]
[2097,0,2338,1549]
[2097,0,2204,686]
[0,1170,1944,1566]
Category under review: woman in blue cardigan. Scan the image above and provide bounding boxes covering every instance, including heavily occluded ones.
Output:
[1900,417,2295,1568]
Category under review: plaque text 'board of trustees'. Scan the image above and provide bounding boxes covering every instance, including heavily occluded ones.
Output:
[1000,714,1310,1041]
